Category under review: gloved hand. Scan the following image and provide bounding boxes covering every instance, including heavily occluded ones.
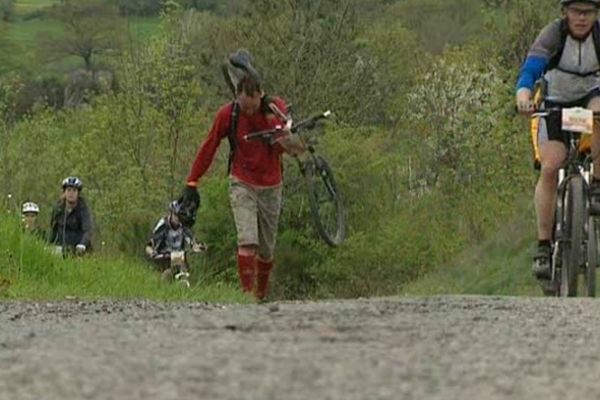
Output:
[75,244,86,254]
[181,184,200,208]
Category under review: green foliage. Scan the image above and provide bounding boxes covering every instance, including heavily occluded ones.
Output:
[402,45,529,199]
[0,1,545,300]
[402,199,541,297]
[390,0,485,53]
[0,211,247,301]
[482,0,558,68]
[41,0,124,69]
[1,0,15,22]
[178,0,419,126]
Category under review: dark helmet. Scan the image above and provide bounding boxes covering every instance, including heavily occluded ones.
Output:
[222,49,261,95]
[169,200,182,214]
[62,176,83,191]
[561,0,600,6]
[169,198,198,228]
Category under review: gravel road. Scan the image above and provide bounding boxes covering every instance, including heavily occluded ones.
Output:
[1,295,600,400]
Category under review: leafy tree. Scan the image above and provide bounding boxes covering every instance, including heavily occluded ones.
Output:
[1,0,14,22]
[40,0,124,69]
[390,0,484,53]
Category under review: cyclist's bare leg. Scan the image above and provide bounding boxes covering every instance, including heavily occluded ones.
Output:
[587,96,600,178]
[535,141,567,240]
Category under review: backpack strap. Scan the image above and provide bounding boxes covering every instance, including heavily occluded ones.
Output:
[227,101,240,175]
[593,20,600,65]
[547,18,569,72]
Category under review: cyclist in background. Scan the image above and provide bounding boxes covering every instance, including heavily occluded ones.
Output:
[48,177,94,255]
[145,199,206,271]
[21,201,44,239]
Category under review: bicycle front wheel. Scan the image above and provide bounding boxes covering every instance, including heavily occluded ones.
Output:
[560,176,585,297]
[304,155,345,247]
[583,215,598,297]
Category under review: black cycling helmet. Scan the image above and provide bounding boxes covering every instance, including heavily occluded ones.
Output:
[561,0,600,6]
[62,176,83,191]
[169,198,198,228]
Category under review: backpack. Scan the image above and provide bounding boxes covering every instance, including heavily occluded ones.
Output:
[547,18,600,74]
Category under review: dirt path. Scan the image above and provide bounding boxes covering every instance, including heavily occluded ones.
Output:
[1,296,599,400]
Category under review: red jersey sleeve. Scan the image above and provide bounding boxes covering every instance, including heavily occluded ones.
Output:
[186,104,231,184]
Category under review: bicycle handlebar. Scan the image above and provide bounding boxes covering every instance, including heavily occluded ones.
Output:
[531,106,600,118]
[244,110,332,142]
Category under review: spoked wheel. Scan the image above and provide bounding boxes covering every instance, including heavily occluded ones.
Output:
[583,215,598,297]
[304,155,345,247]
[560,176,585,297]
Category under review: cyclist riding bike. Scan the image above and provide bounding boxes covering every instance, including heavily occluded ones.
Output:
[21,201,44,239]
[145,200,205,272]
[48,177,94,255]
[517,0,600,282]
[181,49,304,300]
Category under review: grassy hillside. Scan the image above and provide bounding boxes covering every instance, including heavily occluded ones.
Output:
[0,212,248,302]
[401,199,545,297]
[14,0,58,16]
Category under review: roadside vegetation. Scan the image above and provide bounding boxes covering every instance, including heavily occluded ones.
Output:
[0,0,559,300]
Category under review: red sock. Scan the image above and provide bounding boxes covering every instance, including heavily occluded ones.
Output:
[256,259,273,300]
[237,253,256,293]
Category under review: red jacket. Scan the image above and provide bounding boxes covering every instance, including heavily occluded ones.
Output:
[187,97,288,187]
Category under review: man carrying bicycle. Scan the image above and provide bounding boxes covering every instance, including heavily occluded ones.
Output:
[182,49,304,300]
[517,0,600,281]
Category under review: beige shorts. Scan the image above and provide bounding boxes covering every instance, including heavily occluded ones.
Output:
[229,179,282,260]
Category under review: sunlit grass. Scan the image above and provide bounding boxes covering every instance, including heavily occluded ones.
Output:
[401,199,545,297]
[0,212,249,303]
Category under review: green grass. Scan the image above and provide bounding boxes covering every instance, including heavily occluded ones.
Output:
[0,212,249,303]
[401,199,544,297]
[2,14,160,74]
[14,0,58,17]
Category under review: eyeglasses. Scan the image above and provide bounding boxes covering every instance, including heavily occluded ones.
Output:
[567,7,599,18]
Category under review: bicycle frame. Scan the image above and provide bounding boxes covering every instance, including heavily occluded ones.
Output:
[551,131,593,281]
[533,107,600,290]
[244,109,345,246]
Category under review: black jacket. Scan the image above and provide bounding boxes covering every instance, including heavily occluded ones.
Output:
[147,216,195,255]
[48,197,94,248]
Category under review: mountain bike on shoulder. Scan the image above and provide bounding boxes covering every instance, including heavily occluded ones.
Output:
[245,110,346,247]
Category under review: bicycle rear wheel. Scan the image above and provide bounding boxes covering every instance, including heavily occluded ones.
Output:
[304,155,345,247]
[583,215,598,297]
[560,176,585,297]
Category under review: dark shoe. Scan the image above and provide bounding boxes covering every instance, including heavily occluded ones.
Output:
[532,244,552,279]
[538,278,557,297]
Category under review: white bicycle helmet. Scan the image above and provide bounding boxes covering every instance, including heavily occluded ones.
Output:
[22,202,39,214]
[62,176,83,190]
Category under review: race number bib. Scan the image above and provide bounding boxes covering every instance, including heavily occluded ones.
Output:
[562,107,594,134]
